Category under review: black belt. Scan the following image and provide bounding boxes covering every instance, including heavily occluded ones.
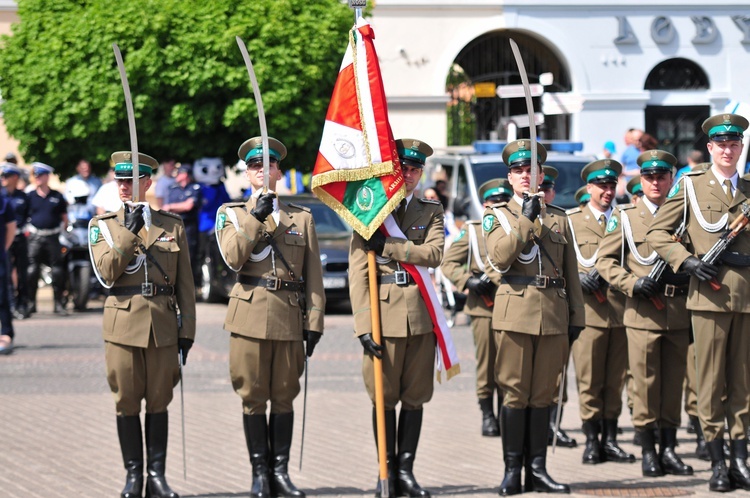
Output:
[663,284,688,297]
[109,284,175,297]
[501,275,566,289]
[237,274,304,292]
[378,272,415,286]
[720,252,750,267]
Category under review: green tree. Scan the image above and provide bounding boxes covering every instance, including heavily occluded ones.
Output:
[0,0,355,177]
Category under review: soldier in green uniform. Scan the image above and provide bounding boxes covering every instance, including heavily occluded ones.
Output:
[215,137,325,498]
[567,159,635,465]
[627,175,643,203]
[574,186,590,207]
[484,140,585,495]
[647,113,750,492]
[596,150,693,478]
[441,179,510,437]
[89,151,196,498]
[349,138,443,498]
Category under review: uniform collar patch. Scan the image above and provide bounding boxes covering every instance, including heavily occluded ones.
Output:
[89,226,100,244]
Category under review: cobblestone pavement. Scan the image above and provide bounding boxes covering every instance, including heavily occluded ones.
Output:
[0,289,721,497]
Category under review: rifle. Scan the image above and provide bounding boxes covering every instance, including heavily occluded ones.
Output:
[701,203,750,291]
[646,221,687,310]
[477,273,495,308]
[587,269,607,303]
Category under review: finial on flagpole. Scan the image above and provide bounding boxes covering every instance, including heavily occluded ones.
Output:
[348,0,366,21]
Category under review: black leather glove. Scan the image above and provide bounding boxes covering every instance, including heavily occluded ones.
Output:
[359,333,383,359]
[178,338,193,365]
[250,192,276,222]
[365,231,387,256]
[303,330,322,357]
[568,326,583,346]
[521,193,541,222]
[579,272,601,294]
[633,276,659,298]
[124,204,145,234]
[466,275,494,296]
[681,256,719,282]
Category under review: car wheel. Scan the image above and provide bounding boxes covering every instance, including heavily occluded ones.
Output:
[200,259,223,303]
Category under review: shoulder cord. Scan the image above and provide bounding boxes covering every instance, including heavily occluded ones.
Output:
[683,175,728,233]
[620,210,660,266]
[566,215,598,268]
[491,207,538,264]
[467,224,486,272]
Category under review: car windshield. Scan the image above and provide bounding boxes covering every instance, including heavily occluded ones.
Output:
[290,200,351,236]
[472,158,589,209]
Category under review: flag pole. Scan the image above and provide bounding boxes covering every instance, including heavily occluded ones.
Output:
[368,249,389,497]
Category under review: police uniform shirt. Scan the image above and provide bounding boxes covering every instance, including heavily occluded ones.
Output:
[2,188,29,228]
[0,196,15,256]
[27,189,67,229]
[198,183,231,233]
[166,182,202,225]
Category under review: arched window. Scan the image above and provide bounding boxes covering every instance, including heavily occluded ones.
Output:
[644,58,709,90]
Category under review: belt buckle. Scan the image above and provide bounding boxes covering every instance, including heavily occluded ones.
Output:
[534,275,549,288]
[394,270,409,286]
[141,282,155,297]
[664,284,676,297]
[265,276,281,291]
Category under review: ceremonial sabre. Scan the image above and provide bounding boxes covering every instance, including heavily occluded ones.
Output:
[179,350,187,480]
[299,356,308,471]
[551,363,566,453]
[112,44,140,202]
[508,39,542,205]
[236,36,270,192]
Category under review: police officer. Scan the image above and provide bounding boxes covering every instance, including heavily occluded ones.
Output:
[647,113,750,492]
[0,191,16,355]
[216,136,325,498]
[483,140,584,495]
[89,151,196,498]
[350,138,443,498]
[566,159,634,465]
[26,162,68,315]
[1,163,30,319]
[441,179,509,437]
[163,164,202,291]
[596,150,693,478]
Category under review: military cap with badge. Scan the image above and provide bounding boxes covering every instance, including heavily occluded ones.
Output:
[541,165,558,190]
[239,136,287,164]
[502,139,547,168]
[581,158,622,184]
[575,186,590,206]
[112,151,159,178]
[626,175,643,198]
[637,149,677,175]
[478,179,513,204]
[396,138,433,168]
[702,113,749,142]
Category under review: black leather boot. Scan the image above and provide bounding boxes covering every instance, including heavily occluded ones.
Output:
[581,420,602,465]
[144,412,178,498]
[690,416,710,461]
[660,428,693,475]
[243,414,271,498]
[479,397,500,437]
[601,419,635,463]
[116,415,144,498]
[548,405,577,448]
[687,416,697,434]
[373,409,397,498]
[269,412,304,497]
[707,438,731,492]
[396,409,430,497]
[524,407,570,493]
[639,428,663,477]
[499,406,525,496]
[728,439,750,491]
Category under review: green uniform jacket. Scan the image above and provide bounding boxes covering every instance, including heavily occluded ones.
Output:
[596,204,690,330]
[216,198,325,339]
[483,200,584,335]
[441,221,492,318]
[89,207,196,348]
[646,169,750,312]
[567,206,627,327]
[349,198,444,337]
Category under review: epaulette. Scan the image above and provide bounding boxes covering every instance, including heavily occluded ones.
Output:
[546,204,566,215]
[287,202,311,213]
[158,210,183,220]
[418,198,442,205]
[93,211,118,221]
[683,169,705,177]
[464,219,481,225]
[565,207,582,215]
[488,201,508,208]
[616,203,635,211]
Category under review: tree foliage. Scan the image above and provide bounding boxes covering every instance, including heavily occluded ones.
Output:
[0,0,355,178]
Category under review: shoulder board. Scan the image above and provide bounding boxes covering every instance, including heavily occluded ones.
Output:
[565,207,582,215]
[157,210,183,220]
[488,201,508,208]
[683,169,705,177]
[616,204,634,211]
[286,202,311,213]
[223,202,247,209]
[464,219,481,225]
[546,204,566,214]
[418,198,442,205]
[93,211,118,221]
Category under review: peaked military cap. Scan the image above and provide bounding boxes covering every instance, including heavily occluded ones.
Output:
[702,113,748,142]
[239,136,287,164]
[31,162,54,176]
[581,158,621,184]
[111,151,158,178]
[574,185,590,205]
[502,139,547,168]
[478,178,513,202]
[627,174,643,197]
[541,165,559,189]
[637,149,676,175]
[396,138,433,168]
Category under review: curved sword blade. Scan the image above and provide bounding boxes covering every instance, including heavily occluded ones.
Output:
[236,36,270,191]
[509,38,538,194]
[112,43,140,202]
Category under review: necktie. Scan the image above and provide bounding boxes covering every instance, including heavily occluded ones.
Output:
[724,179,734,203]
[396,199,407,224]
[598,214,606,227]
